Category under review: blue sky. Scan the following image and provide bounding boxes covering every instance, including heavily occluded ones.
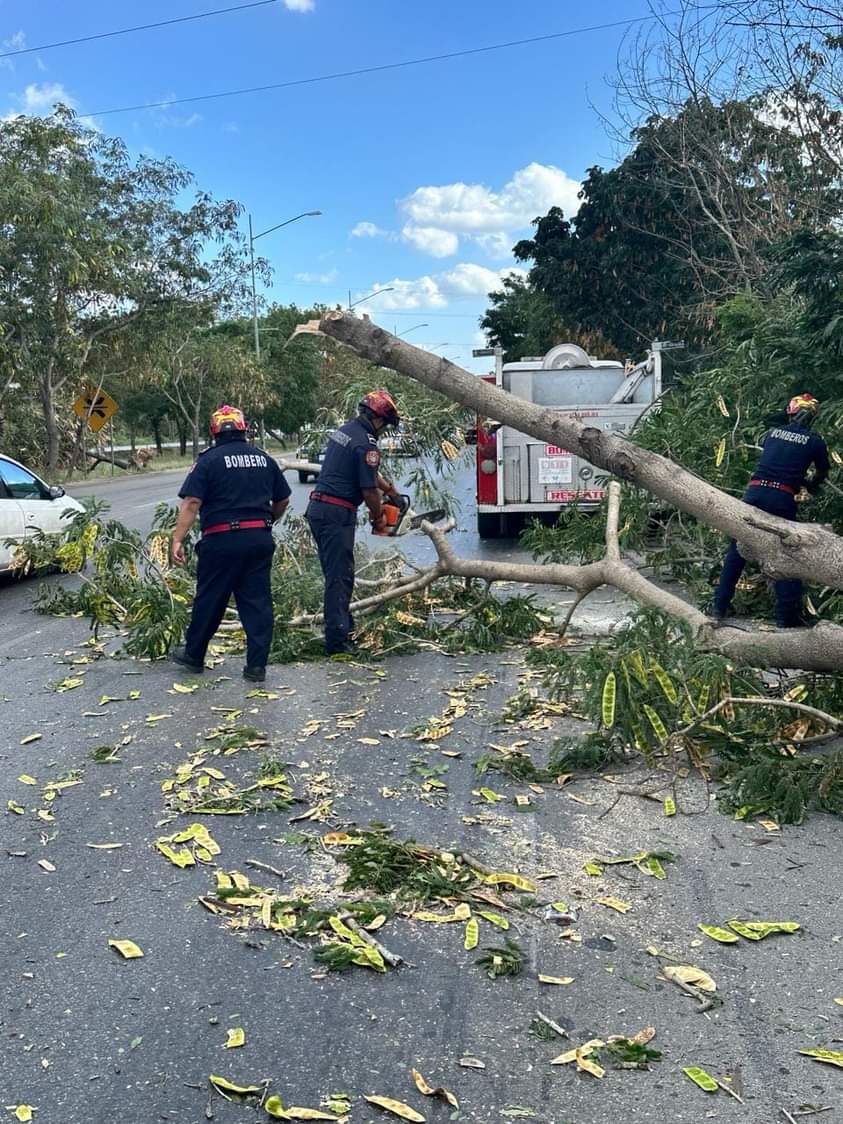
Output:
[2,0,653,369]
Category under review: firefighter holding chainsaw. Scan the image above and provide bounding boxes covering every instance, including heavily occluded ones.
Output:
[711,393,829,628]
[306,390,402,656]
[171,405,291,681]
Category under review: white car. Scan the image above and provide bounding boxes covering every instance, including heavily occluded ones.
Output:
[0,454,85,573]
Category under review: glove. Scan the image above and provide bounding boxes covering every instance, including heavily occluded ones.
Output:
[371,513,388,533]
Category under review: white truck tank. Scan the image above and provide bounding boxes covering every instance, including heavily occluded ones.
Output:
[474,342,664,538]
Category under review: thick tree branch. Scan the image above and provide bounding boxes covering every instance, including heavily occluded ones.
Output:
[305,312,843,591]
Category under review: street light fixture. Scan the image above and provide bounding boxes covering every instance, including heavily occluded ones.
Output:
[347,287,394,311]
[249,209,321,361]
[396,323,428,337]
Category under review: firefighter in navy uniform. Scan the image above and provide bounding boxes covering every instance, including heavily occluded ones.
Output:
[711,394,829,628]
[171,405,291,681]
[306,390,401,655]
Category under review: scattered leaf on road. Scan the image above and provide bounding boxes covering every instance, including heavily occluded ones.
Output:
[224,1027,245,1049]
[17,775,37,786]
[11,1107,34,1122]
[538,974,574,985]
[575,1048,605,1078]
[682,1066,719,1091]
[208,1074,262,1097]
[598,896,631,914]
[20,734,42,746]
[171,682,199,694]
[459,1057,485,1069]
[364,1095,425,1121]
[37,860,56,873]
[477,910,509,930]
[728,919,800,940]
[663,965,716,993]
[698,924,739,944]
[411,1068,459,1108]
[464,918,479,950]
[108,939,144,959]
[799,1048,843,1068]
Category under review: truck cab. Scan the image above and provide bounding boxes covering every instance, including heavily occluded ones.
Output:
[472,342,663,538]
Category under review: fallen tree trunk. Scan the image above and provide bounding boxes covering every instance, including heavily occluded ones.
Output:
[419,487,843,672]
[281,480,843,671]
[305,311,843,591]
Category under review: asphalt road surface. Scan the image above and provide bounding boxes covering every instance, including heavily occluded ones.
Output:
[1,462,840,1124]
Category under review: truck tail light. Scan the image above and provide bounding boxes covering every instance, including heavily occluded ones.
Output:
[480,458,496,474]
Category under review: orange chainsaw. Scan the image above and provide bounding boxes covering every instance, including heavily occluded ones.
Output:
[373,494,446,537]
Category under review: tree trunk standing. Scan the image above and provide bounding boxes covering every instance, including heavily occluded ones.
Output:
[177,424,187,456]
[39,373,61,477]
[310,312,843,593]
[152,418,163,455]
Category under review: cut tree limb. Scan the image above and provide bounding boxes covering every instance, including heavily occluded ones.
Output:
[417,491,843,671]
[305,311,843,590]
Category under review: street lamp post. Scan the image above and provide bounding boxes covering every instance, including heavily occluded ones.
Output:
[249,209,321,361]
[347,287,394,311]
[396,323,428,337]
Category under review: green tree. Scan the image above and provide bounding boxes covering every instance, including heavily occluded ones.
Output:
[506,97,841,355]
[0,107,253,473]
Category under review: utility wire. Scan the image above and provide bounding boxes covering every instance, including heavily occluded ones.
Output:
[89,7,721,118]
[0,0,278,61]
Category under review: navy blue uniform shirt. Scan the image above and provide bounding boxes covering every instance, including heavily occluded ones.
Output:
[179,435,291,530]
[315,416,381,506]
[752,423,829,492]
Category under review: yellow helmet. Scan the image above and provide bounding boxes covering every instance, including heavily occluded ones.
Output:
[787,393,819,421]
[210,404,247,436]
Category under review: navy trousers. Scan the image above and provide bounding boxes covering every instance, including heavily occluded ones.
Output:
[713,485,802,625]
[306,500,357,653]
[183,529,275,667]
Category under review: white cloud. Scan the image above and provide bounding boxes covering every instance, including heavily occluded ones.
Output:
[284,0,315,10]
[295,268,339,284]
[0,30,26,71]
[356,264,525,312]
[401,224,459,258]
[351,221,387,238]
[399,162,581,257]
[440,262,526,297]
[5,81,77,116]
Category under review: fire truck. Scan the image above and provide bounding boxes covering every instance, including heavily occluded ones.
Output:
[469,342,669,538]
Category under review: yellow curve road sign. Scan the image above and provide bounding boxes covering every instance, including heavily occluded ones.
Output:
[73,384,119,433]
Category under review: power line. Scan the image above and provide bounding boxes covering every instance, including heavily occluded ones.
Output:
[89,7,720,117]
[0,0,278,61]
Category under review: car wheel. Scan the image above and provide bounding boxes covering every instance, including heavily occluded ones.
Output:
[298,470,309,484]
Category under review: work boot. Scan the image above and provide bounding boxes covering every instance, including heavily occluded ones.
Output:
[776,615,811,629]
[707,602,731,621]
[172,645,204,674]
[325,637,358,657]
[243,665,266,683]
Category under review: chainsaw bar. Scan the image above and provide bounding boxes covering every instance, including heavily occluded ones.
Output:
[408,508,447,529]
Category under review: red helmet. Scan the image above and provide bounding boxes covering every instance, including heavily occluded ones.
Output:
[210,404,247,436]
[359,389,400,426]
[787,393,819,419]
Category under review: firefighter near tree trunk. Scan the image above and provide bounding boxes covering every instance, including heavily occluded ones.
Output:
[711,394,829,628]
[170,405,291,681]
[306,389,401,656]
